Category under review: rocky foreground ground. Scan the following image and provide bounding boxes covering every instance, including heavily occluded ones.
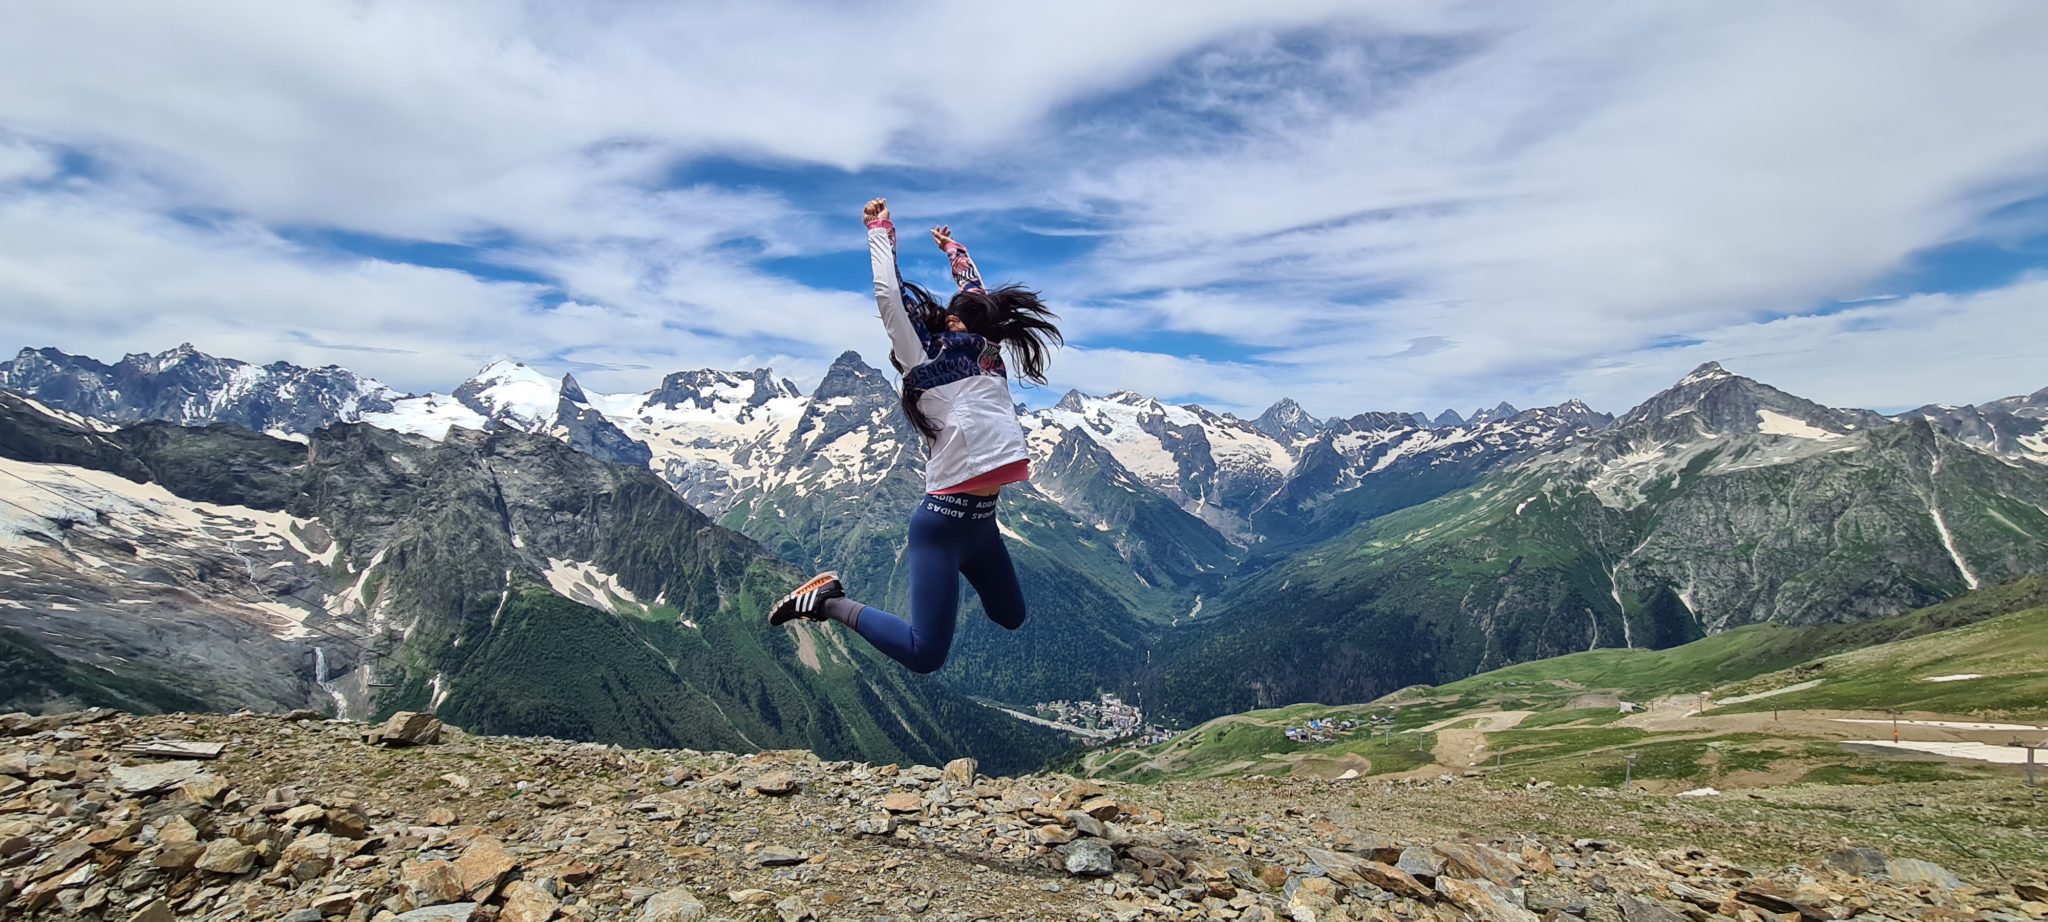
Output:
[2,709,2045,921]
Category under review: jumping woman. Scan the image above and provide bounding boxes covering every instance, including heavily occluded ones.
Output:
[767,197,1062,674]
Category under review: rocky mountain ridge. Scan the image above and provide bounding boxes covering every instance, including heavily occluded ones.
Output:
[13,347,2041,555]
[0,346,1623,548]
[0,345,397,438]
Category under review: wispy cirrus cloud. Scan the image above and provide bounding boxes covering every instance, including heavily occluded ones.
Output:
[1036,2,2048,414]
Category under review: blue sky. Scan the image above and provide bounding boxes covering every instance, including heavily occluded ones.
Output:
[2,1,2047,418]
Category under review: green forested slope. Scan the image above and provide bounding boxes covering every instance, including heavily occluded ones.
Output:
[1147,417,2048,725]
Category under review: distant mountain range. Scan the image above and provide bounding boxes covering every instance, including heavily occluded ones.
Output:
[1142,362,2048,722]
[4,343,2045,751]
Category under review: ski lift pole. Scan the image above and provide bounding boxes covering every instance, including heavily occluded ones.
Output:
[1622,753,1637,791]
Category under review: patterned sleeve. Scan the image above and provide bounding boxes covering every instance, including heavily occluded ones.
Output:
[941,235,985,293]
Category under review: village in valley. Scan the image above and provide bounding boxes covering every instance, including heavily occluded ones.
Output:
[1028,694,1177,745]
[1021,696,1421,749]
[1281,707,1410,743]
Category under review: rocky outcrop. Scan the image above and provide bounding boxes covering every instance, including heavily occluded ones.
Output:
[551,374,652,468]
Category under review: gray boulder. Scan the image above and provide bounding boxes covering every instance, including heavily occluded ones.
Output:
[1059,839,1116,877]
[640,887,706,921]
[373,711,444,747]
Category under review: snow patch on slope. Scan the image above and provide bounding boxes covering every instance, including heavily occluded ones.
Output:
[1756,409,1841,440]
[0,457,338,639]
[0,458,334,566]
[14,394,118,433]
[1925,457,1980,590]
[361,395,487,440]
[543,558,644,615]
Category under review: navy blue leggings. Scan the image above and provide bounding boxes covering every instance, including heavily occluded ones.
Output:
[852,493,1027,673]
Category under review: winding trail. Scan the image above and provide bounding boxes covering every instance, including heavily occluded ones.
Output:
[1421,711,1535,768]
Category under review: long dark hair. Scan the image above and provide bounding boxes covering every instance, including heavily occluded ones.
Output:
[895,281,1064,440]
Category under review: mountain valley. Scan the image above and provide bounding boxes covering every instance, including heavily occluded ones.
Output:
[5,344,2046,769]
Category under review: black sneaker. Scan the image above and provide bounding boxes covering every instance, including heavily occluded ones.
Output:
[768,572,844,625]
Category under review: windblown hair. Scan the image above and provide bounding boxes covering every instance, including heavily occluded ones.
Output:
[948,284,1063,384]
[894,280,1064,440]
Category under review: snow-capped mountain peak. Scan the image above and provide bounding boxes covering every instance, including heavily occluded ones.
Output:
[1616,363,1884,446]
[644,367,801,415]
[1677,360,1734,387]
[452,360,560,427]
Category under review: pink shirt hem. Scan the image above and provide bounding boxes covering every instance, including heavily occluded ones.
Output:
[932,459,1029,495]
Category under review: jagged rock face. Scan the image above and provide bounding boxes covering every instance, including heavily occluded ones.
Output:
[391,362,658,468]
[1024,425,1235,592]
[1535,399,1616,430]
[551,375,652,468]
[1250,403,1612,546]
[1467,402,1519,425]
[1253,398,1319,442]
[1431,408,1466,428]
[779,353,905,471]
[0,345,398,435]
[1029,392,1293,538]
[1026,389,1611,547]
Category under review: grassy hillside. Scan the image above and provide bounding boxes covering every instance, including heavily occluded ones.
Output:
[1084,578,2048,785]
[1437,575,2048,708]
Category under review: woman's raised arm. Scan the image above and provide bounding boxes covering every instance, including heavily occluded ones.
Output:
[867,198,931,372]
[930,224,984,293]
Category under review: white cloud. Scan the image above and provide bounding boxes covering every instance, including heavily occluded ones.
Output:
[0,1,1389,244]
[1561,275,2048,414]
[1,1,2045,418]
[1041,2,2048,410]
[0,138,56,184]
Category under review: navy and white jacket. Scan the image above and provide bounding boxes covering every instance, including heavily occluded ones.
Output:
[868,220,1030,493]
